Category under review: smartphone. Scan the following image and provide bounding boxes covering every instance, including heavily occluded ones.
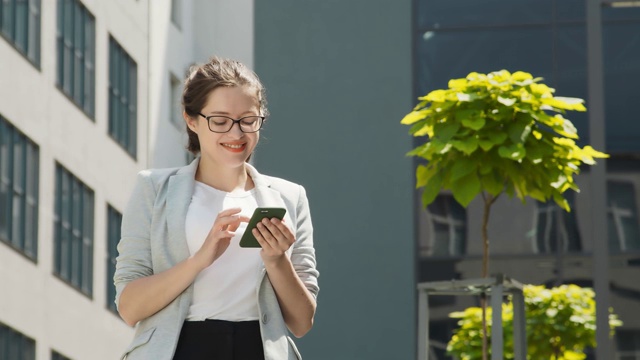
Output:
[239,207,287,248]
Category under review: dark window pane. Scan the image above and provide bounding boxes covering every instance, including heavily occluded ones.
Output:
[416,28,553,97]
[56,0,95,118]
[603,21,640,153]
[106,205,122,312]
[422,195,467,257]
[554,25,589,146]
[417,0,552,29]
[54,164,94,296]
[108,37,137,157]
[0,116,39,260]
[603,4,640,21]
[607,181,640,252]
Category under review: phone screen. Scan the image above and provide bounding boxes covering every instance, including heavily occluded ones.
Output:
[239,207,287,248]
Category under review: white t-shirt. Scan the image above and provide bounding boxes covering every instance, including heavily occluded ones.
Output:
[184,181,262,321]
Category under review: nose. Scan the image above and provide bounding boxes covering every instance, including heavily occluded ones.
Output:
[228,121,244,137]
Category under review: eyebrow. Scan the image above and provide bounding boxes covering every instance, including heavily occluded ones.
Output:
[204,110,258,116]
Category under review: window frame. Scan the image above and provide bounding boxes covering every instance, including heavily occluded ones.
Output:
[53,162,94,297]
[0,0,41,68]
[108,35,138,158]
[0,115,39,261]
[56,0,96,119]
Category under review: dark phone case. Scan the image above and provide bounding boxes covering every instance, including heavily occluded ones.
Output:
[239,207,287,248]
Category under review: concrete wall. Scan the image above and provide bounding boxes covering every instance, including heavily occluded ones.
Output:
[254,1,416,359]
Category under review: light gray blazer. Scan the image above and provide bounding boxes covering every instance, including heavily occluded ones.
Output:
[114,158,319,360]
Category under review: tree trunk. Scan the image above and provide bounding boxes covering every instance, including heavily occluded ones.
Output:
[481,193,494,360]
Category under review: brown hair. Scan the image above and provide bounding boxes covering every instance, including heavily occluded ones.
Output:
[183,56,268,154]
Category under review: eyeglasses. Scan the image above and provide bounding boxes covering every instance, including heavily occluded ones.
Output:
[197,113,265,133]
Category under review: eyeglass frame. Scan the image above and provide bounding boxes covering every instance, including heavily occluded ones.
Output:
[197,113,266,133]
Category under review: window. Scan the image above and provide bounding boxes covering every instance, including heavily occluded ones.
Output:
[0,0,41,66]
[420,194,466,257]
[108,36,137,157]
[106,205,122,313]
[52,350,72,360]
[171,0,182,29]
[0,321,36,360]
[56,0,95,117]
[608,181,640,253]
[532,192,581,254]
[616,329,640,360]
[54,163,94,296]
[0,115,39,260]
[170,73,183,128]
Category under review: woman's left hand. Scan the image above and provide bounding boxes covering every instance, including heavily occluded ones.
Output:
[253,218,295,264]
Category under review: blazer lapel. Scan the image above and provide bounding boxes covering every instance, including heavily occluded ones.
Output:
[165,159,199,265]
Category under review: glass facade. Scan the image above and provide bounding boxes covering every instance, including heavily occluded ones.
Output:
[53,163,94,297]
[56,0,96,118]
[0,115,39,261]
[414,1,640,358]
[0,0,41,67]
[108,36,138,158]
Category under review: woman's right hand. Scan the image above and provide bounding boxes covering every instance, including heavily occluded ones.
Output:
[192,207,250,270]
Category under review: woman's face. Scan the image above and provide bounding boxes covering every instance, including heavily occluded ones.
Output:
[186,85,261,169]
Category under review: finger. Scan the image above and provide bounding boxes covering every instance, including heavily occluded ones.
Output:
[256,222,278,245]
[270,218,294,239]
[227,215,251,232]
[253,228,272,250]
[214,214,245,231]
[259,219,283,240]
[217,207,242,217]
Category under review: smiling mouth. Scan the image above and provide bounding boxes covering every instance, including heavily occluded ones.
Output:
[222,143,244,149]
[221,143,246,152]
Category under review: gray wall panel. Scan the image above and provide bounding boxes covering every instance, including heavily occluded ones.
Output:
[254,1,415,359]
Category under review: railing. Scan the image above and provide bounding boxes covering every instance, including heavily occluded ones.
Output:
[417,274,527,360]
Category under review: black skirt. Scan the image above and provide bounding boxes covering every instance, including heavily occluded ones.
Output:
[172,319,265,360]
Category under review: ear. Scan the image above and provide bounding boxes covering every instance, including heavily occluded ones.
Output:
[184,111,198,132]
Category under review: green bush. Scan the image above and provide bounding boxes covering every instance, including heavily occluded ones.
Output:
[447,284,622,360]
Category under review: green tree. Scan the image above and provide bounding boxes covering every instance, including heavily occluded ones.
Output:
[401,70,608,359]
[447,284,622,360]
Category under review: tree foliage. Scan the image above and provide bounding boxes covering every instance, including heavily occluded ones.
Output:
[401,70,608,210]
[447,284,623,360]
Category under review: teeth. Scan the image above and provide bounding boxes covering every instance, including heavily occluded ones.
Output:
[223,143,243,149]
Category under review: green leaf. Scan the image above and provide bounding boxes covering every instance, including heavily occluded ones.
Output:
[498,143,526,161]
[451,172,481,207]
[401,109,429,125]
[461,116,486,131]
[452,138,479,155]
[498,96,517,106]
[434,121,461,141]
[421,171,443,207]
[451,157,477,181]
[480,171,504,196]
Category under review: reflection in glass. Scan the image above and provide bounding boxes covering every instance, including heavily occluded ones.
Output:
[532,192,581,254]
[608,181,640,252]
[424,194,466,257]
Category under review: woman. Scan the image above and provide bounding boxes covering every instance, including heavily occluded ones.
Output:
[114,57,319,360]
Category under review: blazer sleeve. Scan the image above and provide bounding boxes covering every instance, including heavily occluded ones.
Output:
[292,185,320,300]
[113,170,156,311]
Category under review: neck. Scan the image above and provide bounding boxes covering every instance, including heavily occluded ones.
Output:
[195,157,253,192]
